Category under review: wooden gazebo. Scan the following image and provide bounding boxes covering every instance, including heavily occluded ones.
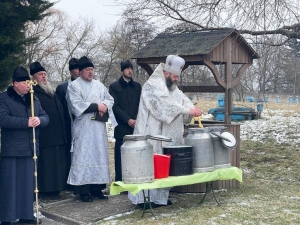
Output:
[132,28,259,191]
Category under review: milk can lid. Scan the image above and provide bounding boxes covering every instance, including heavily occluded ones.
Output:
[123,135,147,141]
[188,128,206,133]
[220,131,237,148]
[123,134,172,142]
[147,135,172,142]
[205,126,226,132]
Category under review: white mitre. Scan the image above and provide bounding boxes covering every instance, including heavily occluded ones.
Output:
[164,55,185,76]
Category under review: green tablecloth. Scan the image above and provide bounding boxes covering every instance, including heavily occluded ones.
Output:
[110,167,242,196]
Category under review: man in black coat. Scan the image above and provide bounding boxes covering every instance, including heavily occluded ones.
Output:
[55,58,80,184]
[109,60,141,181]
[0,67,49,225]
[30,61,68,194]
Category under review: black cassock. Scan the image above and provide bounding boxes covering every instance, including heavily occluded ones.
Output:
[0,157,35,222]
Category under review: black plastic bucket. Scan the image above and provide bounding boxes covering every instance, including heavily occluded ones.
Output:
[163,145,193,176]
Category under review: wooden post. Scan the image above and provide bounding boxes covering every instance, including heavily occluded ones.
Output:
[225,39,232,124]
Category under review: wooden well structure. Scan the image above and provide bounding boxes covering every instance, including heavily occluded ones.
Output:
[132,28,259,192]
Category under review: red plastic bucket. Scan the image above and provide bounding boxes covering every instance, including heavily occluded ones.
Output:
[153,154,171,179]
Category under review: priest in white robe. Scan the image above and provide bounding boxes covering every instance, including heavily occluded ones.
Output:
[66,56,117,202]
[128,55,202,208]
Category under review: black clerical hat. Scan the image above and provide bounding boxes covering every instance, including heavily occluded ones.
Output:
[12,66,30,82]
[29,61,46,75]
[78,56,94,71]
[69,58,79,71]
[120,60,133,71]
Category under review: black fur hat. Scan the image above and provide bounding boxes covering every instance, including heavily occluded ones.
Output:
[29,61,46,75]
[120,60,133,71]
[78,56,94,71]
[12,66,30,82]
[69,58,79,71]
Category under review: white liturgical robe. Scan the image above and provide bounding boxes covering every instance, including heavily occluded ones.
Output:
[66,77,117,185]
[128,63,194,205]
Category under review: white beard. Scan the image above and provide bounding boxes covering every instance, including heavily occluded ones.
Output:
[39,82,54,94]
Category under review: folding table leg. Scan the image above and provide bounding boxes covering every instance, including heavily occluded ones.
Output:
[199,182,220,205]
[141,190,157,219]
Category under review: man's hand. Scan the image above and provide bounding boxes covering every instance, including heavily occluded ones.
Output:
[98,103,107,113]
[189,108,202,117]
[28,117,41,128]
[127,119,136,128]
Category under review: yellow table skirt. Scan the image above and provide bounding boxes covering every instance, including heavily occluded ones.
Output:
[110,167,242,196]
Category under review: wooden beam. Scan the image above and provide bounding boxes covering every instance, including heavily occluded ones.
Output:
[225,39,232,124]
[203,61,227,88]
[179,86,225,93]
[182,63,190,71]
[231,63,251,87]
[136,57,165,64]
[137,63,153,76]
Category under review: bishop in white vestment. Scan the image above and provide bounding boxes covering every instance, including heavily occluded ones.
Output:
[128,55,202,206]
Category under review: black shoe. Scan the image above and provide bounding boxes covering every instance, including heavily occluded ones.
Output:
[19,218,42,224]
[138,202,157,210]
[80,194,93,202]
[91,191,108,200]
[156,199,173,207]
[1,222,11,225]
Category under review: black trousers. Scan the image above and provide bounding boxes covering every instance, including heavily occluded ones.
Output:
[73,184,106,195]
[114,139,123,182]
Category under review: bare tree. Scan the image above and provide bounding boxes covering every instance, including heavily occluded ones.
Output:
[25,8,66,65]
[119,0,300,45]
[52,17,103,81]
[97,17,156,86]
[25,9,104,83]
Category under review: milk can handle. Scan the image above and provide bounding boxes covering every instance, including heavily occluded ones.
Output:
[210,132,231,142]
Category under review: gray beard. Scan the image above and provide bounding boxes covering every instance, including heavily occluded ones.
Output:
[168,84,176,91]
[39,82,54,95]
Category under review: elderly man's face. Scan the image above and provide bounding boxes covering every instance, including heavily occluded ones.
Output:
[33,71,47,85]
[80,67,94,81]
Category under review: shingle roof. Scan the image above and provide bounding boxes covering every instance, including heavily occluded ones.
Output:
[132,28,258,59]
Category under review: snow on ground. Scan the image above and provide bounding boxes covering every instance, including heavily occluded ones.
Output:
[240,109,300,146]
[107,109,300,146]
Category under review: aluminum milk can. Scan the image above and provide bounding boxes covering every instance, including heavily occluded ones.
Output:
[184,128,215,172]
[207,126,231,169]
[121,134,172,184]
[121,135,154,184]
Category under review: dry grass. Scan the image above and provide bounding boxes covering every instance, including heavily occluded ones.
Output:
[192,98,300,115]
[100,99,300,225]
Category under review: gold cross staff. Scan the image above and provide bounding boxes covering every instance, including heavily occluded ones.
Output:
[26,76,39,224]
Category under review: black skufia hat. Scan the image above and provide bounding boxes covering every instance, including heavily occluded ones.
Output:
[29,61,46,75]
[78,56,94,71]
[120,60,133,71]
[12,66,30,82]
[69,58,79,71]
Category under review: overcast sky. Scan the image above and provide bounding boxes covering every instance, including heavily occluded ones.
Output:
[52,0,124,30]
